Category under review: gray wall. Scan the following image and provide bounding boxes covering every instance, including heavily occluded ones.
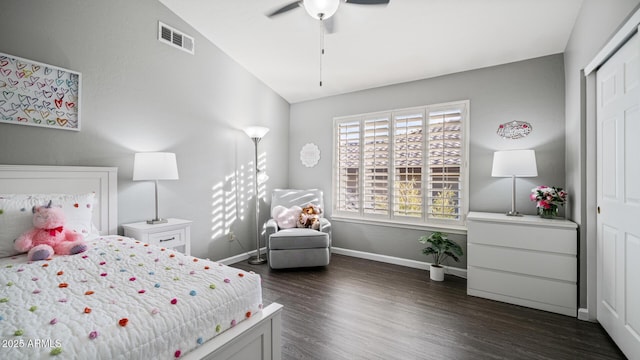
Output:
[564,0,640,308]
[289,54,566,269]
[0,0,290,261]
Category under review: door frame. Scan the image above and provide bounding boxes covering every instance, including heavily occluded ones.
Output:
[582,10,640,321]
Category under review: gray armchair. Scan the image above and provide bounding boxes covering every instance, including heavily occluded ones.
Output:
[265,189,331,269]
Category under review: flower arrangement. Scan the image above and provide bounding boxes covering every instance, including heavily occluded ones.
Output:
[530,186,568,218]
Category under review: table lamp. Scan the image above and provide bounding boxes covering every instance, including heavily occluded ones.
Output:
[133,152,179,224]
[491,149,537,216]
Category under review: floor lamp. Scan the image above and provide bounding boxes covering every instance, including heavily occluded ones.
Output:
[244,126,269,265]
[491,149,537,216]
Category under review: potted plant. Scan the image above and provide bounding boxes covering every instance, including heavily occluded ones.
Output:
[418,231,463,281]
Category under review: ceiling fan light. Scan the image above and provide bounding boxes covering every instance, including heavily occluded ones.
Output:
[303,0,340,20]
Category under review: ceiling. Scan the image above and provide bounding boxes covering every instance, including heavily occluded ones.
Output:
[158,0,584,104]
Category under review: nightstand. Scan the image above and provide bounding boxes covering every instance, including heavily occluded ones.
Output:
[122,218,192,255]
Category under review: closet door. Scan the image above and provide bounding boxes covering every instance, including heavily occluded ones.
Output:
[596,30,640,360]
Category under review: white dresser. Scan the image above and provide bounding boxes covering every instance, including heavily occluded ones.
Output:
[466,211,578,316]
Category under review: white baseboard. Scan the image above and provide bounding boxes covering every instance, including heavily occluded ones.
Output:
[331,247,467,279]
[217,247,265,266]
[219,246,468,279]
[578,308,596,322]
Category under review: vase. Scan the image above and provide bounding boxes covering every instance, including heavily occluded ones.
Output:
[430,265,444,281]
[538,206,558,219]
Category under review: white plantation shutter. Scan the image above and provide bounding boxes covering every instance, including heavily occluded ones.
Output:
[363,114,390,215]
[336,120,361,213]
[427,105,464,221]
[393,110,425,218]
[334,100,468,227]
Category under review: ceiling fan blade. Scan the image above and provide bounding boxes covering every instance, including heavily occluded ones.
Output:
[267,1,302,17]
[345,0,389,4]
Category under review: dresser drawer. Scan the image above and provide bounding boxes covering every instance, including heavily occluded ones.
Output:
[468,266,576,316]
[468,243,577,282]
[467,219,576,254]
[148,229,186,248]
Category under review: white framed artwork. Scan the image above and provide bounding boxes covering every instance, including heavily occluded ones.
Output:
[0,52,81,131]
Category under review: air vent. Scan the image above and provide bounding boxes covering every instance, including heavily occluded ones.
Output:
[158,21,194,55]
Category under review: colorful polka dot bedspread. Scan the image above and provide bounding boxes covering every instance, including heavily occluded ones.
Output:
[0,236,263,359]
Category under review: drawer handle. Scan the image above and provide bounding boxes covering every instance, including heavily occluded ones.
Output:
[159,237,176,243]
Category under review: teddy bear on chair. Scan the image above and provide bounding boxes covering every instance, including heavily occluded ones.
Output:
[14,201,88,261]
[297,203,322,230]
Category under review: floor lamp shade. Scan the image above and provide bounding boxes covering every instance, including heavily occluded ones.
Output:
[133,152,179,224]
[243,126,270,139]
[492,149,537,216]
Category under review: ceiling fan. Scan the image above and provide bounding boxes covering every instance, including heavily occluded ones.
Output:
[268,0,390,86]
[268,0,390,23]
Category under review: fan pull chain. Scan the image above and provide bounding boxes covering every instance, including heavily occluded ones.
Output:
[319,16,325,87]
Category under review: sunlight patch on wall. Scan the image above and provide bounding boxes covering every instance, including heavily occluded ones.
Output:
[210,151,269,246]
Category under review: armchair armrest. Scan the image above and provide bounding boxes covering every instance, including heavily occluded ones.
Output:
[319,217,331,238]
[266,218,278,235]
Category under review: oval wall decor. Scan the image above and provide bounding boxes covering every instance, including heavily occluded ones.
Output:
[300,143,320,168]
[497,120,532,139]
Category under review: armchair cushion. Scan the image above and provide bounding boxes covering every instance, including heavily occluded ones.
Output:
[270,189,324,216]
[269,228,330,250]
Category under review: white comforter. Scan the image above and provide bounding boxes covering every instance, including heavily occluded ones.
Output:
[0,236,263,359]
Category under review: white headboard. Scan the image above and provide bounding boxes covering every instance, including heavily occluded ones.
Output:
[0,165,118,235]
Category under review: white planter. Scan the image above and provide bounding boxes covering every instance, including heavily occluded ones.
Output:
[430,265,445,281]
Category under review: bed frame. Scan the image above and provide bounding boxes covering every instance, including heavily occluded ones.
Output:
[0,164,283,360]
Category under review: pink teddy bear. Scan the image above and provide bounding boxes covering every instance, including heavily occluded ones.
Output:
[14,201,88,261]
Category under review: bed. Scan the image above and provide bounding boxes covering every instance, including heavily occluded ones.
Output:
[0,165,282,360]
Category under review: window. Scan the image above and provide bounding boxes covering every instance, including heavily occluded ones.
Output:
[333,100,469,228]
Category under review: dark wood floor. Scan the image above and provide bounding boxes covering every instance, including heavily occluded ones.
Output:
[232,254,626,360]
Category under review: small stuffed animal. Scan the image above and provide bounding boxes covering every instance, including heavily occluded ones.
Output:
[14,201,88,261]
[297,203,322,230]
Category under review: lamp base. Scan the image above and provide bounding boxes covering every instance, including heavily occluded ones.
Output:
[146,218,168,224]
[248,255,267,265]
[505,211,523,217]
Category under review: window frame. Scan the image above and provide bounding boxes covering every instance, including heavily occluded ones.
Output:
[332,100,470,231]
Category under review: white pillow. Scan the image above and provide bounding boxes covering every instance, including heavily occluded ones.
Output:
[0,193,96,258]
[272,205,302,229]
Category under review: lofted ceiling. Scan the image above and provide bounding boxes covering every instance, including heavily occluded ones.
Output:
[159,0,584,103]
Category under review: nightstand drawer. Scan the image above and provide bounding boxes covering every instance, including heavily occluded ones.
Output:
[148,229,186,248]
[122,219,192,255]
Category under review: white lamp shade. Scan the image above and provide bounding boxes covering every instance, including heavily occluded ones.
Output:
[303,0,340,19]
[491,149,538,177]
[133,152,179,181]
[243,126,270,139]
